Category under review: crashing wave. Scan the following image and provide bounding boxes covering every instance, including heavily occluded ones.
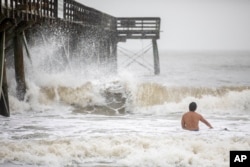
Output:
[39,81,129,115]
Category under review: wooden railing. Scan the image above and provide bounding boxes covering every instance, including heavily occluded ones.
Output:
[0,0,58,20]
[117,17,161,40]
[63,0,116,30]
[1,0,117,30]
[1,1,161,39]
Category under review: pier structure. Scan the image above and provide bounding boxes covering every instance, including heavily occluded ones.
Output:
[116,17,161,75]
[0,0,161,116]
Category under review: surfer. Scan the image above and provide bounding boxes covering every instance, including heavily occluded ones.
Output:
[181,102,213,131]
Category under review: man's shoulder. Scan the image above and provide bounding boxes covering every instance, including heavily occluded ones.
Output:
[185,111,201,117]
[194,112,203,118]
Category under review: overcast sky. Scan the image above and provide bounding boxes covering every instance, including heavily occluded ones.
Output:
[79,0,250,51]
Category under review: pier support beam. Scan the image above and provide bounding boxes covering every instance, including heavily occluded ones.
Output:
[14,33,26,101]
[99,40,106,64]
[152,39,160,75]
[110,39,118,73]
[0,31,10,117]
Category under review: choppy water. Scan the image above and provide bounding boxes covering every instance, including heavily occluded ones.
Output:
[1,50,250,167]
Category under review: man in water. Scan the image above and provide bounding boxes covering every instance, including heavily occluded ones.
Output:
[181,102,213,131]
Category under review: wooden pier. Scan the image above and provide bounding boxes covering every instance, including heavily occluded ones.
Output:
[0,0,161,116]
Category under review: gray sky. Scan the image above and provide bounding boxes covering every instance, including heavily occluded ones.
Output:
[79,0,250,51]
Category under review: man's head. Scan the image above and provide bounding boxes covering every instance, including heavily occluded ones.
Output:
[189,102,197,112]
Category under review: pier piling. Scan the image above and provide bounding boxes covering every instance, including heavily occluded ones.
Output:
[152,39,160,75]
[0,31,9,116]
[14,32,26,101]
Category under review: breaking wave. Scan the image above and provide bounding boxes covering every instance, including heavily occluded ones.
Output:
[9,80,250,115]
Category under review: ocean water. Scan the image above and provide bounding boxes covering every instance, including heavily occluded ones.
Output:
[1,48,250,167]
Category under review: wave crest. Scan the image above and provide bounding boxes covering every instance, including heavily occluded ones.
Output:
[11,80,250,114]
[135,83,250,106]
[39,81,127,114]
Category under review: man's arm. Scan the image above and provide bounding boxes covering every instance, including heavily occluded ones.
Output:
[200,116,213,129]
[181,117,186,129]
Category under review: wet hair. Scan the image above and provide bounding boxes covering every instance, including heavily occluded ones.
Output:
[189,102,197,112]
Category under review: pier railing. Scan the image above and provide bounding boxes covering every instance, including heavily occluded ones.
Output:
[0,0,58,20]
[64,0,116,30]
[1,0,117,30]
[116,17,160,41]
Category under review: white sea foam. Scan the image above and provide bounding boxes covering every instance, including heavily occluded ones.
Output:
[0,133,249,167]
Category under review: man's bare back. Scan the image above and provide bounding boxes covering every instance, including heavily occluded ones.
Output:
[181,102,213,131]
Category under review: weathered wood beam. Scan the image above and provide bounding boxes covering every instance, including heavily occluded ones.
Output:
[22,31,32,63]
[152,39,160,75]
[14,32,26,101]
[0,31,10,117]
[110,37,117,73]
